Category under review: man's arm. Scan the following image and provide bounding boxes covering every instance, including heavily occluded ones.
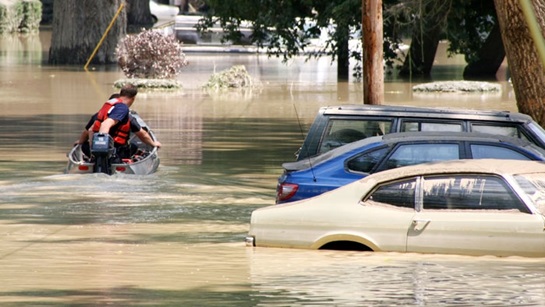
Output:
[75,129,88,145]
[135,129,162,148]
[99,118,118,134]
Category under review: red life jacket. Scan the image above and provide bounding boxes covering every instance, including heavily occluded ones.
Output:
[91,98,131,146]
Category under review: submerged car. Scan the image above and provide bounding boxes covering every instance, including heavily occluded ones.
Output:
[248,159,545,257]
[277,132,545,203]
[296,104,545,161]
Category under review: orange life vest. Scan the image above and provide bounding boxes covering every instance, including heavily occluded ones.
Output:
[91,98,131,146]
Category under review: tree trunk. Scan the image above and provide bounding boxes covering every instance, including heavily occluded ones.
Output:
[362,0,384,105]
[399,0,452,77]
[495,0,545,126]
[49,0,126,65]
[126,0,154,33]
[337,23,350,81]
[463,22,505,80]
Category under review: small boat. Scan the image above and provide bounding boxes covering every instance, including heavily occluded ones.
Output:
[65,110,160,175]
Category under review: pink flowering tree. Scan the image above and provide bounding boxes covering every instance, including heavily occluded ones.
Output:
[116,29,188,79]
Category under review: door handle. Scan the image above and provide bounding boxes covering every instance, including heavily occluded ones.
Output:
[412,219,430,231]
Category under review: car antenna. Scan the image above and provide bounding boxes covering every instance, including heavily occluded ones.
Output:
[291,102,317,182]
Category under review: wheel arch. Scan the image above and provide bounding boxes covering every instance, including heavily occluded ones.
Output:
[311,233,380,251]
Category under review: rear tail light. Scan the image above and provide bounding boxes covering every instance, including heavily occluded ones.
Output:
[276,183,299,203]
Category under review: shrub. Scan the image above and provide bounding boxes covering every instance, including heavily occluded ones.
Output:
[203,65,260,90]
[116,29,188,79]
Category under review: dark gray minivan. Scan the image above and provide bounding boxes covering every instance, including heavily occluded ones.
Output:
[296,104,545,161]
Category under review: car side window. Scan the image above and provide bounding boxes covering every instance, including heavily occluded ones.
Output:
[422,175,529,212]
[346,147,389,173]
[367,179,416,209]
[470,144,531,160]
[401,121,463,132]
[319,119,393,154]
[382,143,459,170]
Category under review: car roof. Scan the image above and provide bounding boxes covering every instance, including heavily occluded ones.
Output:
[319,104,532,122]
[359,159,545,185]
[283,131,540,171]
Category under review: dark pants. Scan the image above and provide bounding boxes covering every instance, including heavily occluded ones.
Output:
[115,144,138,159]
[82,142,137,160]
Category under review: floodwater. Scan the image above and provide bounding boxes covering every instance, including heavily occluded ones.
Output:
[1,30,544,306]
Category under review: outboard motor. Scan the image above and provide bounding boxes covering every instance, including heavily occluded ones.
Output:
[91,133,115,174]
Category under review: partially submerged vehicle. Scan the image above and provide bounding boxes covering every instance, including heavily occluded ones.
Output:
[248,159,545,257]
[297,104,545,161]
[276,131,545,204]
[65,111,160,175]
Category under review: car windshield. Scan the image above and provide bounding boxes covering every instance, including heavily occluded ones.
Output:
[513,173,545,214]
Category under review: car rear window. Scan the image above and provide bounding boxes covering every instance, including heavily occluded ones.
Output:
[347,147,389,173]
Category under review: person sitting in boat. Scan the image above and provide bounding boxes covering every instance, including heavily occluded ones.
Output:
[74,92,161,160]
[88,84,137,154]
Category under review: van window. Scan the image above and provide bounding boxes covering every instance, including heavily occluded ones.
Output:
[319,119,392,154]
[527,122,545,144]
[401,121,463,132]
[470,123,521,139]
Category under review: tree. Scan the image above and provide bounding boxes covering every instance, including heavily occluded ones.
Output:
[446,0,504,79]
[495,0,545,126]
[398,0,452,77]
[201,0,362,81]
[126,0,154,33]
[48,0,152,65]
[49,0,126,65]
[362,0,384,104]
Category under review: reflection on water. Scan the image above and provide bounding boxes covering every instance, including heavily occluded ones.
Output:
[1,31,543,306]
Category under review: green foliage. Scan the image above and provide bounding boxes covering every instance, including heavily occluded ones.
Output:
[445,0,496,64]
[203,65,260,90]
[116,29,188,79]
[19,0,42,32]
[0,0,41,33]
[201,0,499,77]
[202,0,361,64]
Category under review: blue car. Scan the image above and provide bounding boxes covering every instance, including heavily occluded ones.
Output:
[276,131,545,204]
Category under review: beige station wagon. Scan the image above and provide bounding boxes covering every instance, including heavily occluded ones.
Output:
[247,159,545,257]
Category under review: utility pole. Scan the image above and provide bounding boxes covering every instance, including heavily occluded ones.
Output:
[362,0,384,105]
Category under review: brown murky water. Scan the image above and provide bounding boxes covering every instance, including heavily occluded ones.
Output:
[1,31,545,306]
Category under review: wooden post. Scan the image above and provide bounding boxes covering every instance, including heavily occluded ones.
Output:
[362,0,384,105]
